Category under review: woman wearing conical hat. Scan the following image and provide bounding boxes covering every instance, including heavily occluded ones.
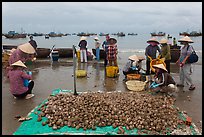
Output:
[150,63,176,93]
[7,60,35,99]
[176,36,195,90]
[159,38,171,73]
[8,42,36,65]
[78,36,88,63]
[145,37,161,75]
[94,36,101,61]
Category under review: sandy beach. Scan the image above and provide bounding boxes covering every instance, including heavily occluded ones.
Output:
[2,56,202,135]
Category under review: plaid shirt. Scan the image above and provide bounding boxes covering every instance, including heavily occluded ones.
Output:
[107,44,117,60]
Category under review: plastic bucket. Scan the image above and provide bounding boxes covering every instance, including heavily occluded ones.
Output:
[106,66,119,78]
[51,51,59,61]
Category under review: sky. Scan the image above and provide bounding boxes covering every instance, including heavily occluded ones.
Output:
[2,2,202,34]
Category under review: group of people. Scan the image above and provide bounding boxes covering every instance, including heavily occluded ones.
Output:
[5,34,196,100]
[123,35,196,93]
[78,35,118,67]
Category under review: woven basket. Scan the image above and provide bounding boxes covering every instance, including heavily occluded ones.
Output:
[125,80,146,92]
[126,74,141,80]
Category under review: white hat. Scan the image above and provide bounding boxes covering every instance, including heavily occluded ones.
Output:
[80,36,87,41]
[128,55,139,61]
[18,43,35,54]
[159,38,168,44]
[147,37,159,44]
[152,63,168,72]
[11,60,27,68]
[94,36,99,41]
[178,36,194,43]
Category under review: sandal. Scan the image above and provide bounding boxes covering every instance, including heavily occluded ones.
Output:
[25,94,35,99]
[189,85,195,90]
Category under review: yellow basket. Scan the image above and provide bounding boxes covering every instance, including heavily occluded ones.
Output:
[106,66,119,78]
[2,52,10,63]
[125,80,146,92]
[77,50,80,60]
[127,74,141,80]
[75,70,87,77]
[148,56,166,72]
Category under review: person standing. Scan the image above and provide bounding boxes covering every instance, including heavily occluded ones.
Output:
[29,36,38,50]
[160,38,171,73]
[102,35,110,66]
[7,60,35,99]
[94,36,100,61]
[145,38,161,75]
[176,36,195,90]
[107,38,118,66]
[78,36,88,63]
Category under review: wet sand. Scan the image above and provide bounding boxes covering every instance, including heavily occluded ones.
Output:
[2,57,202,135]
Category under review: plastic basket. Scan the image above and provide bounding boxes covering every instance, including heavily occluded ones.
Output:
[125,80,146,92]
[76,70,87,77]
[106,66,119,78]
[127,74,141,80]
[150,59,166,72]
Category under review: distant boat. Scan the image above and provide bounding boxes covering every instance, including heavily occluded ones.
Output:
[99,33,109,36]
[189,31,202,37]
[117,32,125,37]
[151,32,165,36]
[4,31,27,39]
[2,44,18,51]
[167,34,172,39]
[127,33,137,35]
[77,32,90,36]
[29,32,43,36]
[179,32,190,36]
[45,34,49,39]
[48,32,63,37]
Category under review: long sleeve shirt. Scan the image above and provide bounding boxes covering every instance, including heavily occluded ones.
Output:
[155,72,175,86]
[7,69,32,95]
[161,44,171,60]
[145,45,161,61]
[8,49,31,65]
[78,40,87,50]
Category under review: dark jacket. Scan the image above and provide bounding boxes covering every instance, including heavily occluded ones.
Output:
[78,40,87,50]
[156,72,175,86]
[29,40,37,50]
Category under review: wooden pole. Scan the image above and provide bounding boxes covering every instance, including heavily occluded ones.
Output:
[72,45,78,95]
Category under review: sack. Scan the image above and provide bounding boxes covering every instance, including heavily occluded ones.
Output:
[187,45,198,63]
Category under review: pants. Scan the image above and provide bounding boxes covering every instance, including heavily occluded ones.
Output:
[146,60,154,75]
[165,60,171,73]
[179,64,193,86]
[80,49,87,63]
[13,81,34,98]
[96,48,100,61]
[104,52,108,66]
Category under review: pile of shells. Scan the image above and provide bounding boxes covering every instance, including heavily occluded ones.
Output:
[35,92,179,134]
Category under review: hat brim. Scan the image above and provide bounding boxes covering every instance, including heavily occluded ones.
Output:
[178,40,194,43]
[147,40,159,44]
[107,38,117,44]
[153,65,167,72]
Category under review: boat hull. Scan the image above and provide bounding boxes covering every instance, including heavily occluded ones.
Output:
[36,48,51,58]
[92,49,106,59]
[4,34,27,39]
[170,49,181,63]
[55,48,73,58]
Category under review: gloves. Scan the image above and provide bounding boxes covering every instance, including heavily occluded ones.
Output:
[27,71,32,75]
[131,66,138,70]
[149,82,159,88]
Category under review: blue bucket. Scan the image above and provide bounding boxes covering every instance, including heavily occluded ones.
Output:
[51,51,59,61]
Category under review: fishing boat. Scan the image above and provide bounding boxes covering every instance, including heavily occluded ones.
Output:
[45,34,49,39]
[151,32,165,36]
[54,48,73,58]
[99,33,109,36]
[2,44,18,51]
[4,31,27,39]
[48,32,63,37]
[179,32,190,36]
[189,31,202,37]
[36,48,51,58]
[92,49,106,59]
[127,33,138,36]
[77,32,90,36]
[117,32,125,37]
[170,48,181,62]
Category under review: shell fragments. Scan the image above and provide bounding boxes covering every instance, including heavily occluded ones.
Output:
[36,92,180,134]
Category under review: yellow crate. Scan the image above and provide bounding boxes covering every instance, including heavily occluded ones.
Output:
[106,66,119,78]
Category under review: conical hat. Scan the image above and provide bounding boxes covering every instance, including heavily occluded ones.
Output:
[137,56,145,60]
[11,60,27,68]
[159,38,168,44]
[107,38,117,44]
[18,43,35,54]
[152,63,168,72]
[80,36,87,41]
[178,36,193,43]
[147,37,159,44]
[128,55,139,61]
[94,36,99,40]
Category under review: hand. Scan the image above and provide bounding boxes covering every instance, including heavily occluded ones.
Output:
[180,62,184,67]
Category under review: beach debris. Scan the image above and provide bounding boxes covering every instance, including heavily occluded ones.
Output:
[18,117,32,122]
[14,115,21,119]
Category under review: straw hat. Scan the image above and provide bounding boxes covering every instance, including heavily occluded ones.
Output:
[18,43,35,54]
[80,36,87,41]
[137,56,145,60]
[152,63,168,72]
[11,60,27,68]
[128,55,139,61]
[159,38,168,44]
[178,36,193,43]
[147,37,159,44]
[107,38,117,44]
[94,36,99,41]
